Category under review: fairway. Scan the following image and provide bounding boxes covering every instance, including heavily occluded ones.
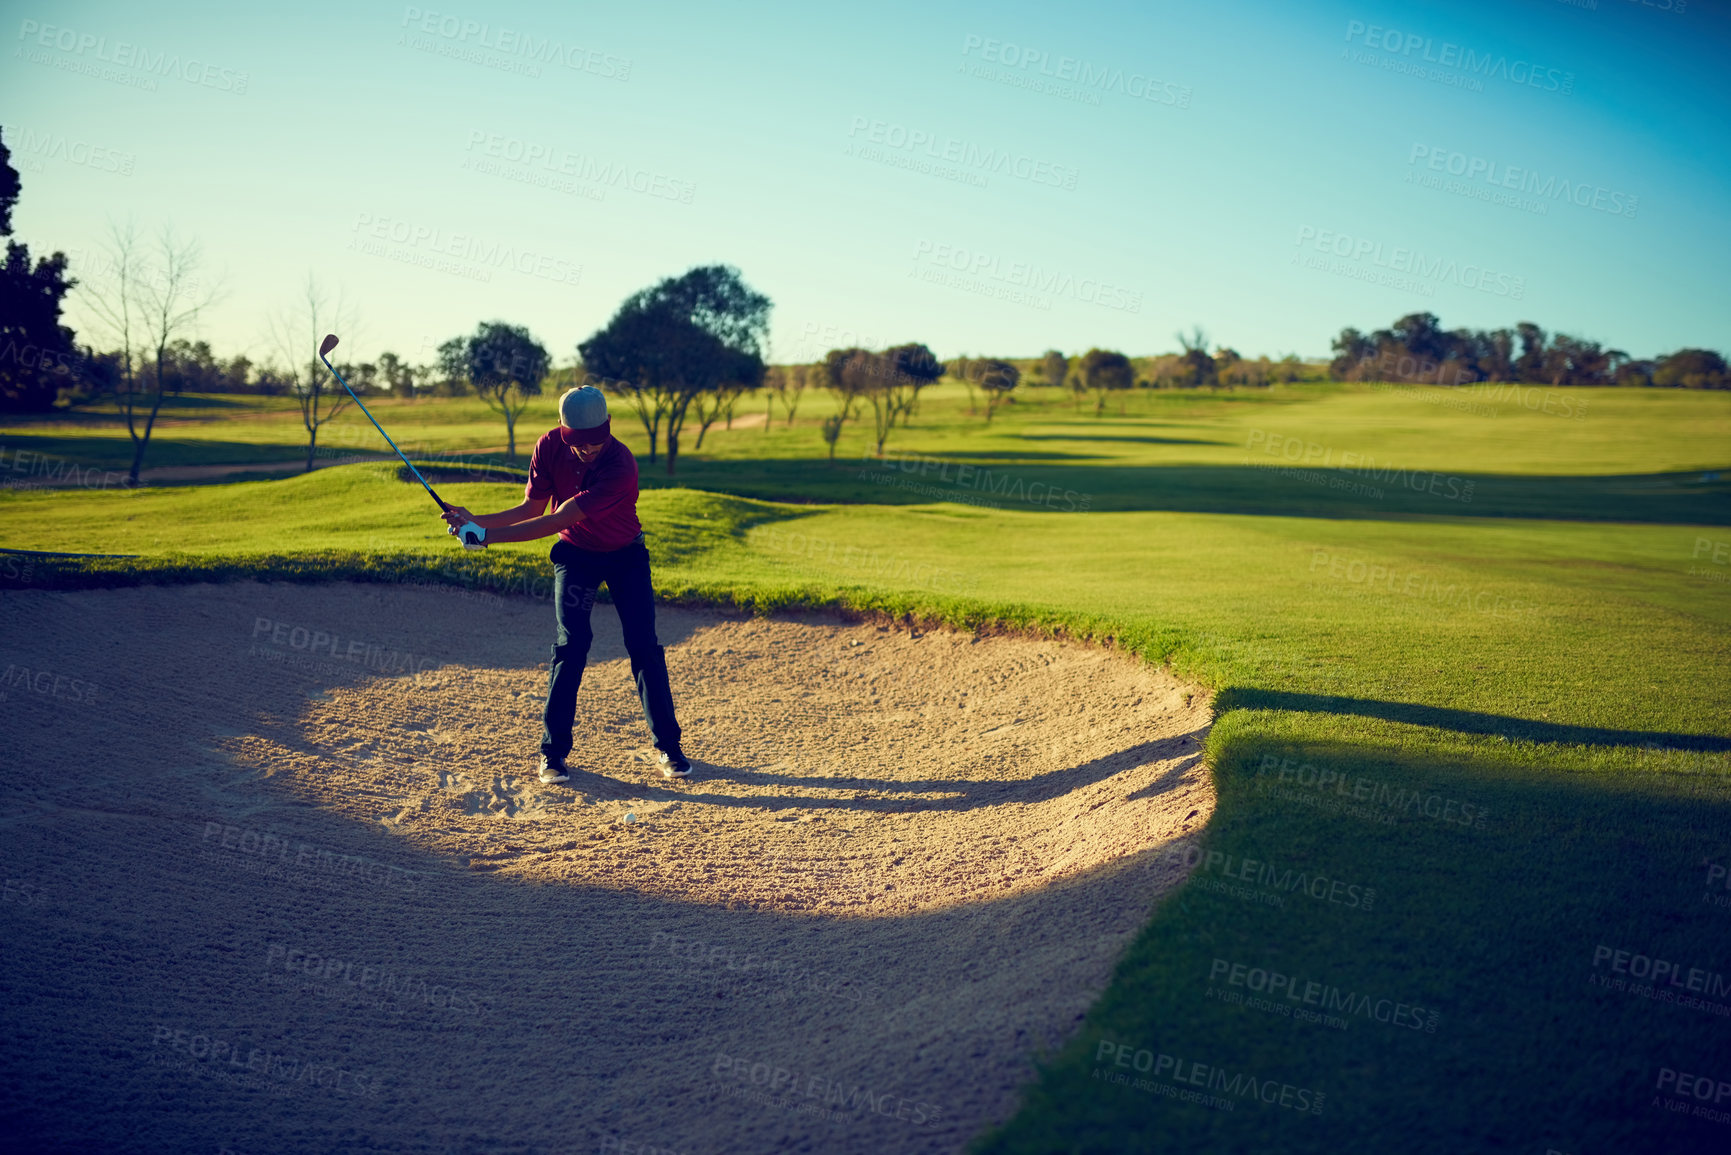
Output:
[4,384,1729,1151]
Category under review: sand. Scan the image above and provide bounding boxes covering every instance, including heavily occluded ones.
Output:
[0,580,1212,1154]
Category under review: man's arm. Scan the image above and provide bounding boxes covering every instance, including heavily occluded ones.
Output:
[482,496,587,544]
[442,497,546,530]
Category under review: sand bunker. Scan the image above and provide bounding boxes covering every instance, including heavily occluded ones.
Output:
[0,580,1212,1154]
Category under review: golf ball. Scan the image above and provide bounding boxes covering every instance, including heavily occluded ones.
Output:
[624,812,636,823]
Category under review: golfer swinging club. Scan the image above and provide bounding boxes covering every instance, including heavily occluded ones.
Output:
[438,386,692,784]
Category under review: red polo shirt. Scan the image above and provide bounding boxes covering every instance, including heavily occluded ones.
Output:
[525,429,643,551]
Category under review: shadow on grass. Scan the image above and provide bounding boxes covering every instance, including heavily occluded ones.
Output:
[1017,434,1227,446]
[977,727,1731,1155]
[1212,688,1731,752]
[641,459,1731,524]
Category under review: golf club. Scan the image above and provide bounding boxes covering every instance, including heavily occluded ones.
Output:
[318,334,488,548]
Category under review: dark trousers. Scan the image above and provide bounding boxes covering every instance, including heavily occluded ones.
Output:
[541,535,681,761]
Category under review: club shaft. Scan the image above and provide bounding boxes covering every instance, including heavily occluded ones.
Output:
[318,353,450,512]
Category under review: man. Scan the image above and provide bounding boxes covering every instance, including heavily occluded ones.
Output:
[439,385,692,784]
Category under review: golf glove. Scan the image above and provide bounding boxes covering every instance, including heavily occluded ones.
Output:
[457,522,487,550]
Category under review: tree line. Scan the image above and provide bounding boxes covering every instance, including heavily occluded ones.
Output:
[1331,311,1727,389]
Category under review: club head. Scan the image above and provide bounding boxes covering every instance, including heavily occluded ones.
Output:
[319,333,340,357]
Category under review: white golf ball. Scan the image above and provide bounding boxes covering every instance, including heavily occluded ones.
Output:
[624,812,636,823]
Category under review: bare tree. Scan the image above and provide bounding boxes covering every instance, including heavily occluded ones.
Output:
[762,365,784,429]
[781,363,810,425]
[979,359,1021,423]
[692,372,754,449]
[79,222,221,486]
[266,276,360,472]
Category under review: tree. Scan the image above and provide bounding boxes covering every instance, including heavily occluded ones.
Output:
[787,364,811,424]
[0,129,79,413]
[885,342,943,425]
[979,358,1020,423]
[761,366,783,428]
[692,358,757,449]
[1514,322,1547,382]
[377,351,419,399]
[1615,359,1656,388]
[821,347,871,421]
[829,344,938,456]
[821,414,845,462]
[579,264,770,476]
[144,339,252,394]
[1326,313,1666,388]
[265,276,357,474]
[861,351,905,455]
[1080,348,1134,414]
[1040,350,1068,391]
[762,362,811,428]
[449,321,549,460]
[821,347,887,453]
[1653,349,1729,389]
[946,356,982,414]
[1174,327,1215,388]
[81,222,221,484]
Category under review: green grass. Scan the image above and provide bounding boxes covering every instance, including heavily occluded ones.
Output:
[6,383,1729,521]
[3,386,1729,1151]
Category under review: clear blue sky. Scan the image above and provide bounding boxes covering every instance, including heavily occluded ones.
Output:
[5,0,1728,367]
